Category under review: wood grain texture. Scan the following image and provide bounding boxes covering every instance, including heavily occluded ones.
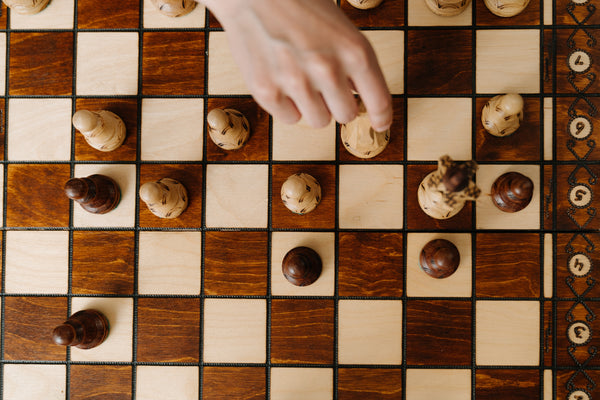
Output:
[206,98,270,162]
[72,231,135,295]
[476,0,540,25]
[544,300,553,367]
[475,369,539,400]
[6,164,71,227]
[556,165,600,231]
[556,370,600,400]
[137,297,200,363]
[271,299,334,364]
[475,233,541,298]
[338,232,403,297]
[338,368,402,400]
[77,0,139,29]
[75,98,138,161]
[204,231,268,296]
[139,163,203,228]
[0,99,5,160]
[556,300,600,367]
[272,164,336,230]
[543,29,554,95]
[340,0,404,27]
[556,233,600,298]
[555,0,600,24]
[4,296,67,361]
[9,32,73,95]
[555,97,600,161]
[202,367,266,400]
[556,29,600,94]
[142,31,205,95]
[476,97,541,162]
[543,165,553,230]
[70,365,132,400]
[405,300,472,366]
[407,30,472,95]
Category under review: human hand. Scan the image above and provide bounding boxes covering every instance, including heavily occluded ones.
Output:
[198,0,393,131]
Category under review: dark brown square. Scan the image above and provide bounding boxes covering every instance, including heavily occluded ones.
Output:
[556,233,600,298]
[555,97,600,161]
[271,299,334,364]
[476,369,540,400]
[476,96,541,162]
[272,164,336,230]
[72,231,135,295]
[70,365,132,400]
[543,300,552,367]
[139,163,203,228]
[204,231,268,296]
[405,164,473,230]
[476,0,540,25]
[407,30,472,95]
[475,233,541,298]
[340,0,404,27]
[556,370,600,400]
[77,0,139,28]
[543,164,553,230]
[338,232,403,297]
[75,98,138,162]
[137,297,200,362]
[206,98,270,162]
[556,300,600,367]
[9,32,73,96]
[556,165,600,231]
[338,368,402,400]
[543,29,554,95]
[338,97,405,162]
[142,31,205,95]
[405,300,472,366]
[202,367,266,400]
[6,164,71,227]
[555,0,600,25]
[556,28,600,94]
[4,296,67,361]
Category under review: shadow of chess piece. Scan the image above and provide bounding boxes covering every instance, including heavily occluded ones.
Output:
[65,174,121,214]
[72,109,126,152]
[280,173,321,215]
[150,0,196,17]
[139,178,188,219]
[419,239,460,279]
[52,309,109,349]
[207,108,250,150]
[491,171,533,212]
[282,247,322,287]
[347,0,384,9]
[3,0,50,15]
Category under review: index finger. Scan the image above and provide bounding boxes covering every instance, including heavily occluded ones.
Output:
[349,59,393,132]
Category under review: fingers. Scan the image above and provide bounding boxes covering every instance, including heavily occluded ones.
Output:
[349,66,393,131]
[251,84,302,125]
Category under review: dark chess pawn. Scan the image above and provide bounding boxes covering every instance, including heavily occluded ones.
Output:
[150,0,196,17]
[491,171,533,213]
[419,239,460,279]
[282,247,322,287]
[64,174,121,214]
[52,309,109,349]
[3,0,50,15]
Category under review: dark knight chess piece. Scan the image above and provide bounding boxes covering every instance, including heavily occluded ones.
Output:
[52,309,109,349]
[491,171,534,213]
[282,246,323,287]
[419,238,461,279]
[64,174,121,214]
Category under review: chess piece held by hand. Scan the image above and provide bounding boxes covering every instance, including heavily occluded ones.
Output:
[52,309,109,349]
[341,98,390,159]
[282,246,322,286]
[140,178,188,219]
[484,0,529,17]
[347,0,384,9]
[481,93,524,137]
[207,108,250,151]
[491,171,533,212]
[65,174,121,214]
[72,110,126,152]
[3,0,50,15]
[418,155,480,220]
[419,238,460,279]
[150,0,196,17]
[281,173,322,215]
[424,0,471,16]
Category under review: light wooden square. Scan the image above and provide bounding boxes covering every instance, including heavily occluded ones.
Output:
[476,300,540,365]
[476,29,540,94]
[76,32,139,95]
[273,118,336,161]
[338,300,403,365]
[406,369,471,400]
[203,299,267,363]
[136,366,199,400]
[70,297,133,362]
[208,31,249,95]
[362,30,404,95]
[339,164,403,229]
[10,0,74,29]
[475,164,540,229]
[271,232,335,296]
[544,97,553,160]
[141,98,204,161]
[408,0,472,26]
[205,164,269,228]
[407,97,472,160]
[0,33,5,95]
[406,233,472,297]
[544,233,553,298]
[271,368,333,400]
[4,364,66,400]
[143,0,205,28]
[72,164,137,228]
[138,231,202,295]
[8,98,72,161]
[5,231,68,294]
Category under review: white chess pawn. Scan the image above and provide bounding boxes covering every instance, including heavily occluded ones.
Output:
[207,108,250,151]
[3,0,50,15]
[281,173,322,215]
[347,0,384,9]
[341,99,389,159]
[484,0,529,17]
[72,110,126,152]
[424,0,471,16]
[150,0,196,17]
[481,93,524,137]
[139,178,188,219]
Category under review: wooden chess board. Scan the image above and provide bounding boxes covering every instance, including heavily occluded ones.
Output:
[0,0,598,399]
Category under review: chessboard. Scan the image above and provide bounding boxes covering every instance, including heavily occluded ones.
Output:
[0,0,597,399]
